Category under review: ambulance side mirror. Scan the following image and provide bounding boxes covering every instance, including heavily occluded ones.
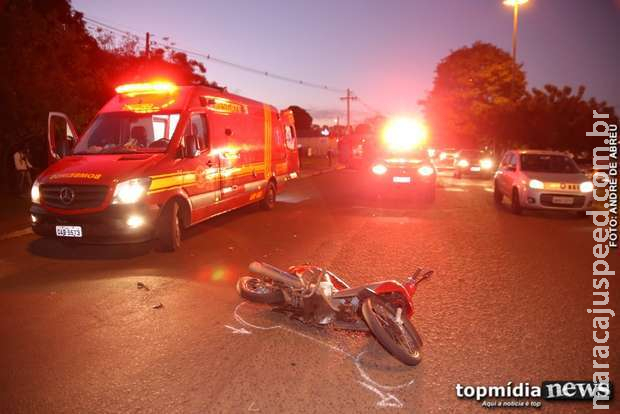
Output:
[184,135,201,158]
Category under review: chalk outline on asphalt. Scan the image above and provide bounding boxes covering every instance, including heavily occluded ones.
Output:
[231,301,415,408]
[0,227,33,240]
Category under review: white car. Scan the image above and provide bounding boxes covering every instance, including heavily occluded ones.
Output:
[493,150,593,215]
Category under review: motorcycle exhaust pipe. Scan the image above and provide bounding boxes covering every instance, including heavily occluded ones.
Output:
[249,261,304,289]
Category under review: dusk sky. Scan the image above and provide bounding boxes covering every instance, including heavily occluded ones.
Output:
[73,0,620,125]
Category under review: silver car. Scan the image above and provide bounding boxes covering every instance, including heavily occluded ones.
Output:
[493,150,594,215]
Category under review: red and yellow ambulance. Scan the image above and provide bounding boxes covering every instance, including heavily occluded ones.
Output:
[30,81,299,251]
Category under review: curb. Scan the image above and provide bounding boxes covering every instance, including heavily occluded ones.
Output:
[299,165,346,180]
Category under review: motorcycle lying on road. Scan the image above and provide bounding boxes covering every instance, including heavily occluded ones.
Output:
[237,261,433,366]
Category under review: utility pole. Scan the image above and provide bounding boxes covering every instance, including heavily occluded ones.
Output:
[340,88,357,132]
[145,32,150,58]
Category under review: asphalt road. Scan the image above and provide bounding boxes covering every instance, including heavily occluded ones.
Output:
[0,170,617,413]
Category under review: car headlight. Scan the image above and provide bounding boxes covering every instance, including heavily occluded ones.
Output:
[580,181,594,193]
[418,165,434,176]
[528,179,544,190]
[480,159,493,169]
[113,178,151,204]
[457,159,469,168]
[31,180,40,204]
[372,164,388,175]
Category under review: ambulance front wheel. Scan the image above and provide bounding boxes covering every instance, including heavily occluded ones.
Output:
[158,201,182,252]
[260,182,277,210]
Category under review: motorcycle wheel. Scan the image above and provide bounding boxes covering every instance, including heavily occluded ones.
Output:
[362,296,422,366]
[237,277,285,304]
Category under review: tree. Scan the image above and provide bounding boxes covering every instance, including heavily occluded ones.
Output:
[506,84,618,152]
[420,41,527,149]
[287,105,313,136]
[0,0,208,190]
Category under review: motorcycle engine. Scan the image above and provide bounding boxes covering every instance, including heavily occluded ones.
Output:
[302,281,336,325]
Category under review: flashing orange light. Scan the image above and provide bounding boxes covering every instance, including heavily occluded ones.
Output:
[503,0,528,5]
[115,81,178,97]
[382,117,428,152]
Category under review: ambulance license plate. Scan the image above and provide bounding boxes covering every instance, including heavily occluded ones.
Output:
[56,225,83,238]
[393,176,411,183]
[552,196,573,205]
[470,166,481,172]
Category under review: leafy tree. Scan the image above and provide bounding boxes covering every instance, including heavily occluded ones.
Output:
[287,105,313,136]
[0,0,207,190]
[505,84,618,152]
[420,41,526,149]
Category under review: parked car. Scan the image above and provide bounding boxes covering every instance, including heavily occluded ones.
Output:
[493,150,593,215]
[434,148,458,171]
[453,149,495,179]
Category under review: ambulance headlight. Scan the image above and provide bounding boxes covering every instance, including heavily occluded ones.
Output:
[113,178,151,204]
[31,181,41,204]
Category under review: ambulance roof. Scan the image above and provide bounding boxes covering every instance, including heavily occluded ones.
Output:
[99,84,277,115]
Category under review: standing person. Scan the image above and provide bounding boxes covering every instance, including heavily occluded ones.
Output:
[14,146,33,196]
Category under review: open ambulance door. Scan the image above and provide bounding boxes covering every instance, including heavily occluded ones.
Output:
[48,112,79,164]
[280,109,300,174]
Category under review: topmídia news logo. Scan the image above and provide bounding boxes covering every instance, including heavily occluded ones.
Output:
[455,381,614,409]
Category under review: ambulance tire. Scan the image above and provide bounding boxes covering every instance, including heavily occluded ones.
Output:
[260,182,277,210]
[158,201,182,252]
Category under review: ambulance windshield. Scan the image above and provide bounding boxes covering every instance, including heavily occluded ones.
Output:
[73,112,181,154]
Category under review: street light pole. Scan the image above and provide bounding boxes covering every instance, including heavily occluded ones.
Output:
[503,0,528,99]
[511,3,519,81]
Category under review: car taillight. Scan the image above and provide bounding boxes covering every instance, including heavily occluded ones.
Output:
[372,164,388,175]
[418,165,434,176]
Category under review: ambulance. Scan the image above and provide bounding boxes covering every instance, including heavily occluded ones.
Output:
[30,81,300,251]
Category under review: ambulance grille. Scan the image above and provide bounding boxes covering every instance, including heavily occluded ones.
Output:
[41,185,109,209]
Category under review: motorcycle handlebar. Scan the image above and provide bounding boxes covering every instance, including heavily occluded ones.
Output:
[409,268,434,285]
[249,261,304,289]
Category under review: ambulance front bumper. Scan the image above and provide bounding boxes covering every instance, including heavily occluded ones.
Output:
[30,203,161,244]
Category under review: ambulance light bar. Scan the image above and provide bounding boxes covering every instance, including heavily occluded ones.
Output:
[115,81,178,97]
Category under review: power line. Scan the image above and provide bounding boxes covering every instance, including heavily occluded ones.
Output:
[357,97,382,116]
[82,14,381,123]
[83,15,346,94]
